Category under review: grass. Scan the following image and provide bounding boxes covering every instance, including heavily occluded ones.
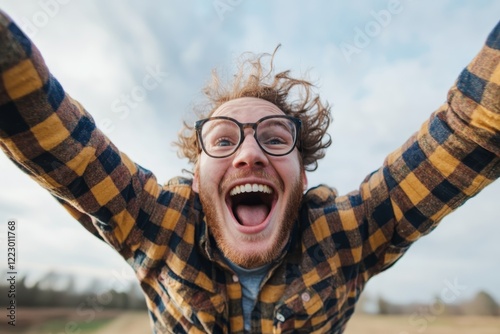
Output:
[37,319,113,333]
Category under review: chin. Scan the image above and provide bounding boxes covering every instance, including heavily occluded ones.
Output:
[219,226,287,268]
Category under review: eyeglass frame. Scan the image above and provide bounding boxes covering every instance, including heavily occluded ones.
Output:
[194,115,302,159]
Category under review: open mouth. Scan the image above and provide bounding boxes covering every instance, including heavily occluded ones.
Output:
[227,183,276,228]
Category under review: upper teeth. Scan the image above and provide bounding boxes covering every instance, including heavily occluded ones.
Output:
[229,183,272,196]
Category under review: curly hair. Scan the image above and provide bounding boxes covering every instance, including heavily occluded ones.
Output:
[175,46,332,172]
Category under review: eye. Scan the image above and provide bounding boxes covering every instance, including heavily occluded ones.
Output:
[202,119,240,152]
[215,137,236,147]
[258,127,293,147]
[258,118,295,149]
[263,137,287,145]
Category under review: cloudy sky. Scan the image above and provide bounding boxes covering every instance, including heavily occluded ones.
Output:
[0,0,499,307]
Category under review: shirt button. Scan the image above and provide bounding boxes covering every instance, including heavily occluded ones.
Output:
[276,312,285,322]
[232,275,239,282]
[301,292,311,302]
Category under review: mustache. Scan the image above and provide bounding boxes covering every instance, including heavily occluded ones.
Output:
[218,169,284,194]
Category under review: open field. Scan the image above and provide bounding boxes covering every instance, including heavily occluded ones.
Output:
[0,308,149,334]
[1,308,499,333]
[346,313,500,334]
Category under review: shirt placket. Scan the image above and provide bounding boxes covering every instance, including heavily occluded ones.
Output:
[225,271,246,333]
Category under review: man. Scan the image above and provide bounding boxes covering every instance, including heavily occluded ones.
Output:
[0,8,499,334]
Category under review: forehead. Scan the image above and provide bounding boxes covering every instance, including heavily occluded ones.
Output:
[211,97,285,121]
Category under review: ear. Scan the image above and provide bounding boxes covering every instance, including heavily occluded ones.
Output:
[301,169,308,193]
[192,171,200,193]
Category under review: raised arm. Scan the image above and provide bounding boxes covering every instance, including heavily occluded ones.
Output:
[367,20,500,272]
[0,11,170,260]
[312,21,500,280]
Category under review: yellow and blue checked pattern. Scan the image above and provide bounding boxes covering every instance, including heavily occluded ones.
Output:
[1,11,499,334]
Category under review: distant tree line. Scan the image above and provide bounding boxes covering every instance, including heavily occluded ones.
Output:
[1,271,146,309]
[375,290,499,316]
[4,270,499,316]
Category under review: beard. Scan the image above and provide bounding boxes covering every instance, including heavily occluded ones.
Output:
[198,170,304,269]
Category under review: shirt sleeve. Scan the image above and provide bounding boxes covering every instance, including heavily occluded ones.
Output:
[358,21,500,276]
[0,11,171,261]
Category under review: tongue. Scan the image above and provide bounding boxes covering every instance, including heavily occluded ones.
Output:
[235,204,269,226]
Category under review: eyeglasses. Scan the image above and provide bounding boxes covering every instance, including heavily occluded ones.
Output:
[195,115,301,158]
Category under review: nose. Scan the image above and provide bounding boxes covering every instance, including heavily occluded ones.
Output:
[232,133,269,169]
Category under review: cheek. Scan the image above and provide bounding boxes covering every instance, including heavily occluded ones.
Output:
[275,156,303,183]
[197,156,226,189]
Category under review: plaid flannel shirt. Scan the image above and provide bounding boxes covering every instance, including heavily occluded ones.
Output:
[1,11,499,334]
